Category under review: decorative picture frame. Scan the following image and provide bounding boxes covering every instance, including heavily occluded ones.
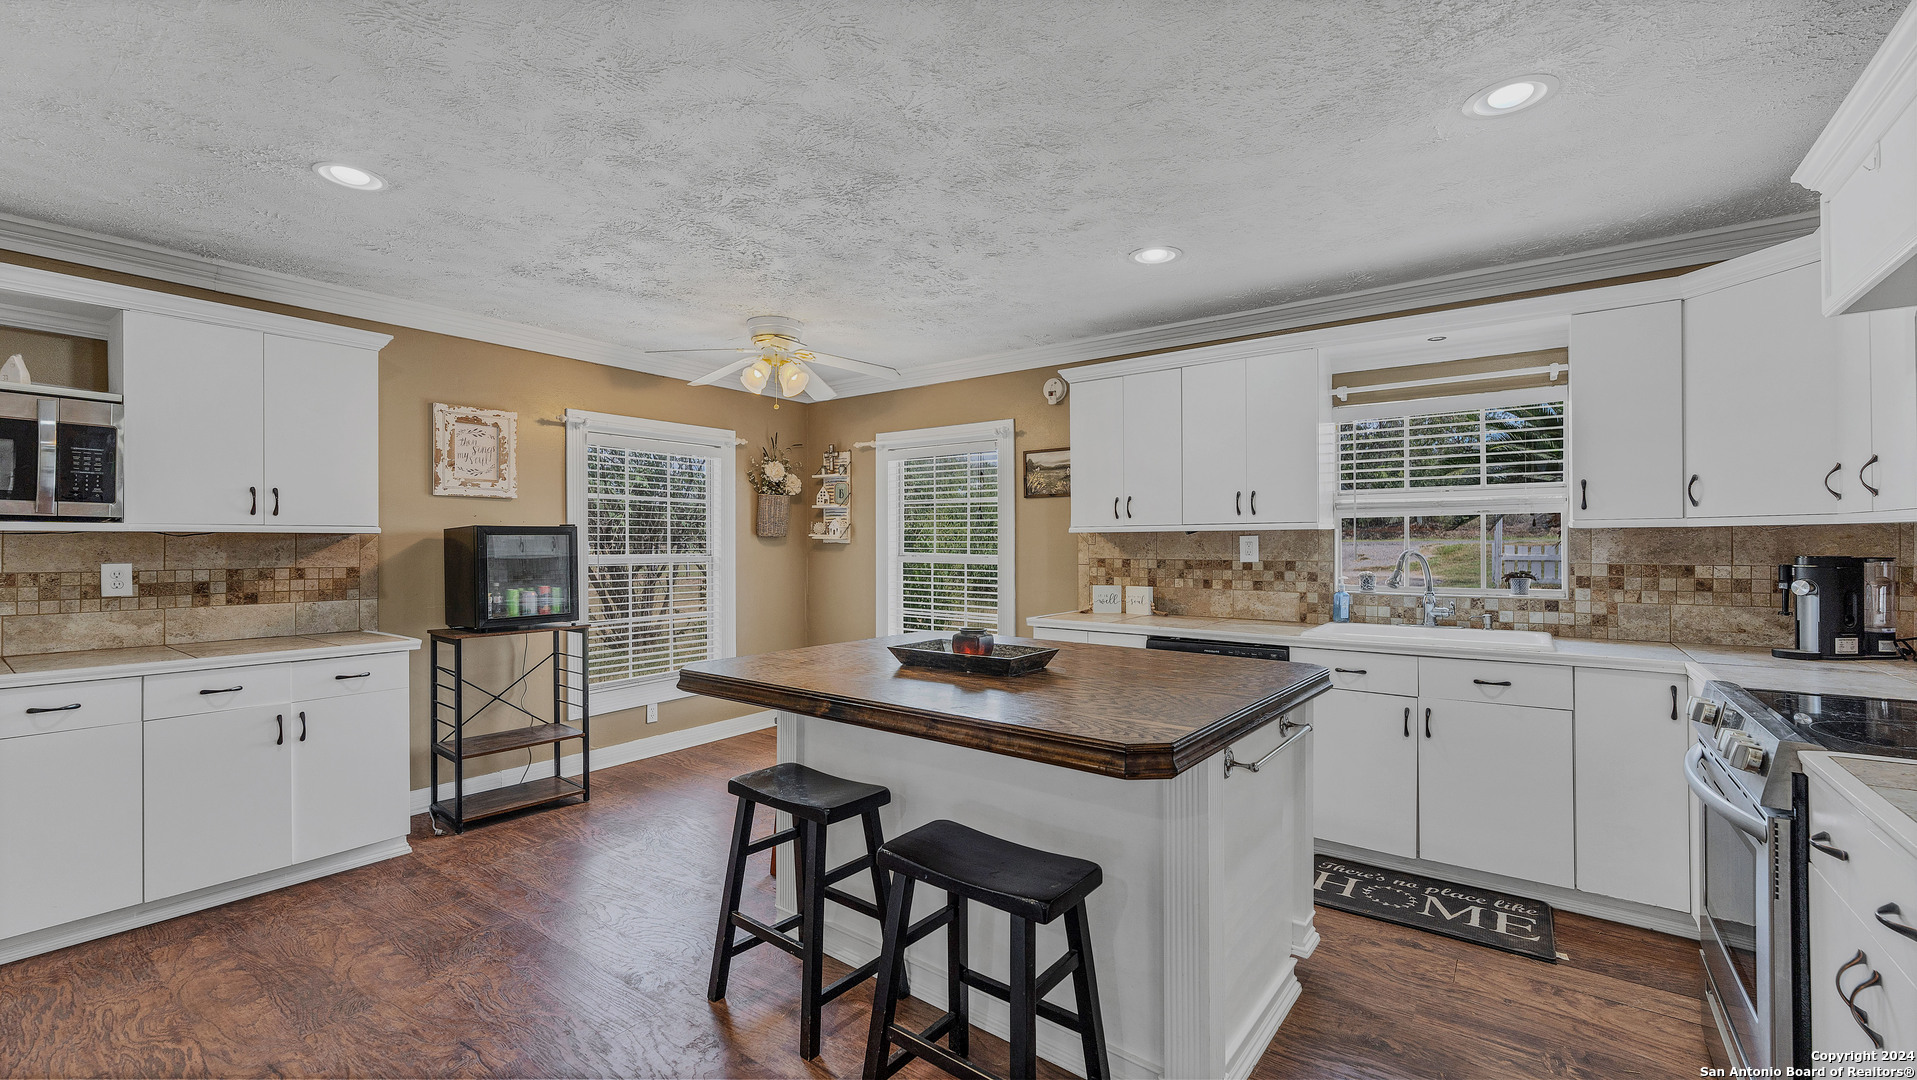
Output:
[433,403,518,499]
[1022,447,1071,498]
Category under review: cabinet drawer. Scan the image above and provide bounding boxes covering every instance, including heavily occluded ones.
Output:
[1418,658,1571,710]
[1288,647,1417,697]
[1811,864,1917,1053]
[144,664,291,720]
[1808,771,1917,976]
[0,678,141,740]
[1085,632,1147,649]
[1029,628,1089,644]
[288,652,408,701]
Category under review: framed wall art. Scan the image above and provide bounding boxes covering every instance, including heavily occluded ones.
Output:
[433,403,518,498]
[1022,447,1070,498]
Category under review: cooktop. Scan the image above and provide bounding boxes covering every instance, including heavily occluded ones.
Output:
[1745,688,1917,759]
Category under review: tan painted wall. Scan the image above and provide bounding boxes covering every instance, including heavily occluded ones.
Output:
[802,367,1077,643]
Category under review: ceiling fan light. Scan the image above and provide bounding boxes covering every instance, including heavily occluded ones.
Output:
[740,359,773,394]
[778,360,810,398]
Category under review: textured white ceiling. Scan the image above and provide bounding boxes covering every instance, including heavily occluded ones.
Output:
[0,1,1903,375]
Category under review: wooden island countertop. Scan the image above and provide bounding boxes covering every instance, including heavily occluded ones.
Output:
[677,635,1330,779]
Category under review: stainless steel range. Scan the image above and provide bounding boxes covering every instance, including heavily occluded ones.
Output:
[1688,680,1917,1070]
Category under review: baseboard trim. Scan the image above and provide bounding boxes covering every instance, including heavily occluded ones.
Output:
[1224,966,1303,1080]
[409,710,777,814]
[1317,842,1699,940]
[0,837,412,966]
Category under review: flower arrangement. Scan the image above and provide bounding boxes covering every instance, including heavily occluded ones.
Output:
[748,434,804,496]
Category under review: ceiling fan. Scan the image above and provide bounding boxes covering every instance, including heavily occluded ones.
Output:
[648,315,901,403]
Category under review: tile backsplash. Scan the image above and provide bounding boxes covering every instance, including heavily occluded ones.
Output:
[1079,524,1917,647]
[0,532,378,655]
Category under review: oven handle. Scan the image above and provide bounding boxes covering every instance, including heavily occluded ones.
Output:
[1684,743,1768,838]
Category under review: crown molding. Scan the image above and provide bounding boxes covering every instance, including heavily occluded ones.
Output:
[0,208,1815,398]
[1792,0,1917,189]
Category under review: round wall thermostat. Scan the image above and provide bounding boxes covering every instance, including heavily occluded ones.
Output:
[1043,377,1067,405]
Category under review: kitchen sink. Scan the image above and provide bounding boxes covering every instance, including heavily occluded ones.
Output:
[1299,621,1557,652]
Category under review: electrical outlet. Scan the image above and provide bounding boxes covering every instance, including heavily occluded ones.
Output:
[1239,535,1259,563]
[101,563,134,597]
[646,703,659,724]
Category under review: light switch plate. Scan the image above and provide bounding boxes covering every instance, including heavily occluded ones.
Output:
[1124,586,1154,615]
[1240,535,1259,563]
[1091,584,1122,613]
[101,563,134,597]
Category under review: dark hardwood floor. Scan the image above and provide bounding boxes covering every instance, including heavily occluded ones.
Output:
[0,729,1715,1078]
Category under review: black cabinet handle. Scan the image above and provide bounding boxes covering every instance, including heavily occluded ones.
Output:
[199,686,244,695]
[1472,679,1512,687]
[298,711,307,742]
[1811,831,1851,861]
[275,713,284,746]
[271,487,280,516]
[1113,496,1119,520]
[1876,903,1917,942]
[1862,454,1881,497]
[249,486,257,515]
[1424,707,1432,739]
[1688,474,1699,507]
[1236,491,1242,515]
[1250,491,1257,515]
[1671,685,1679,721]
[1125,496,1132,519]
[1403,707,1410,738]
[1837,951,1887,1050]
[1334,667,1367,675]
[1826,463,1843,500]
[335,672,373,680]
[1580,479,1587,510]
[25,703,81,714]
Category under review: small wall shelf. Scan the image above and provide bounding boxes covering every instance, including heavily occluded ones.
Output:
[810,448,852,543]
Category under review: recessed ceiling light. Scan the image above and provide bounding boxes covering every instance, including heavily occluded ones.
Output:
[1129,246,1182,265]
[313,162,387,191]
[1462,75,1558,118]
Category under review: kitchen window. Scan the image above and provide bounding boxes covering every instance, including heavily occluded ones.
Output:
[874,420,1017,635]
[565,410,737,713]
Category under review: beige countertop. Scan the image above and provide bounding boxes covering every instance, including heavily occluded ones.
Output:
[0,631,419,689]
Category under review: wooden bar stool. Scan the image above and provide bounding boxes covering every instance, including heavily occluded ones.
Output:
[863,819,1110,1080]
[708,762,900,1059]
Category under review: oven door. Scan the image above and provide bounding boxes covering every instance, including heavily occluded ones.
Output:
[1686,742,1790,1070]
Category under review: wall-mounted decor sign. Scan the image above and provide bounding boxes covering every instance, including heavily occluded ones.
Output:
[1022,447,1070,498]
[433,403,518,498]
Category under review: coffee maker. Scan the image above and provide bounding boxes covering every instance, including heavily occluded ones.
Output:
[1773,555,1899,660]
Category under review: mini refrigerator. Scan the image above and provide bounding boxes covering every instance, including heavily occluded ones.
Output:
[444,525,579,630]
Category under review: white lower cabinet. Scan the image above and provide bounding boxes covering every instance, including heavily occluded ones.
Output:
[292,689,410,863]
[1415,699,1575,889]
[1310,688,1418,858]
[145,704,295,901]
[1573,668,1691,911]
[0,718,144,938]
[1810,865,1917,1053]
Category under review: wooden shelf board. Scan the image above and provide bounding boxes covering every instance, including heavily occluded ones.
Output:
[436,776,585,823]
[435,722,585,761]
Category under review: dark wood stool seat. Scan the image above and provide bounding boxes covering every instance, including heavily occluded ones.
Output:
[864,819,1111,1080]
[708,764,900,1060]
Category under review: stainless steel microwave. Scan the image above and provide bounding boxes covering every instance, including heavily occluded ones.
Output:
[0,388,123,520]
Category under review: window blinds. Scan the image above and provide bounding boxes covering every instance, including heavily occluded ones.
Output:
[583,436,719,686]
[888,446,1002,633]
[1338,402,1566,494]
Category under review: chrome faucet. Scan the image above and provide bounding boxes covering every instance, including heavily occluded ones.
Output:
[1388,550,1457,626]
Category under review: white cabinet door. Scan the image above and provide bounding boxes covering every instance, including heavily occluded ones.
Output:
[1069,377,1125,530]
[1180,359,1248,525]
[0,723,143,938]
[264,336,379,529]
[1809,867,1917,1053]
[1682,264,1854,517]
[1865,308,1917,511]
[1417,700,1574,888]
[1569,301,1684,523]
[1572,668,1691,911]
[1120,368,1183,526]
[144,704,293,901]
[292,689,409,862]
[118,311,265,527]
[1820,93,1917,316]
[1309,689,1418,858]
[1244,349,1322,527]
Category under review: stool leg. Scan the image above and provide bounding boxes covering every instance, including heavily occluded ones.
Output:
[946,893,969,1057]
[863,875,915,1080]
[861,810,908,998]
[798,818,830,1059]
[1008,914,1038,1080]
[1065,903,1111,1080]
[707,796,755,1002]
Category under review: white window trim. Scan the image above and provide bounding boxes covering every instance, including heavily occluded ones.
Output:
[872,420,1017,637]
[565,408,738,714]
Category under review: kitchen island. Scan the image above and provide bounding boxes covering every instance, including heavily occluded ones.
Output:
[679,636,1330,1080]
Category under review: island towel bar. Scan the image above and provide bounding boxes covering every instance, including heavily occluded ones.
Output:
[1223,719,1311,778]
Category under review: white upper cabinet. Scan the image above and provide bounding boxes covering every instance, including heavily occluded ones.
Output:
[1069,376,1125,530]
[264,336,379,529]
[119,311,266,527]
[1180,358,1249,525]
[1568,301,1684,524]
[1244,350,1322,526]
[1793,4,1917,315]
[1861,308,1917,512]
[1068,368,1182,528]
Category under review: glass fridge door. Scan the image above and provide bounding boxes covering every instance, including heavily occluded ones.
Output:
[484,533,574,621]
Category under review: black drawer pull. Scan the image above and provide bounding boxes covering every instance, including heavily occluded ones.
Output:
[1424,707,1432,739]
[1670,685,1679,721]
[1333,667,1368,675]
[25,703,81,714]
[1837,950,1886,1049]
[1472,679,1513,687]
[298,711,307,742]
[200,686,244,695]
[274,713,284,746]
[1811,831,1851,861]
[334,672,373,680]
[1402,707,1410,738]
[1876,903,1917,942]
